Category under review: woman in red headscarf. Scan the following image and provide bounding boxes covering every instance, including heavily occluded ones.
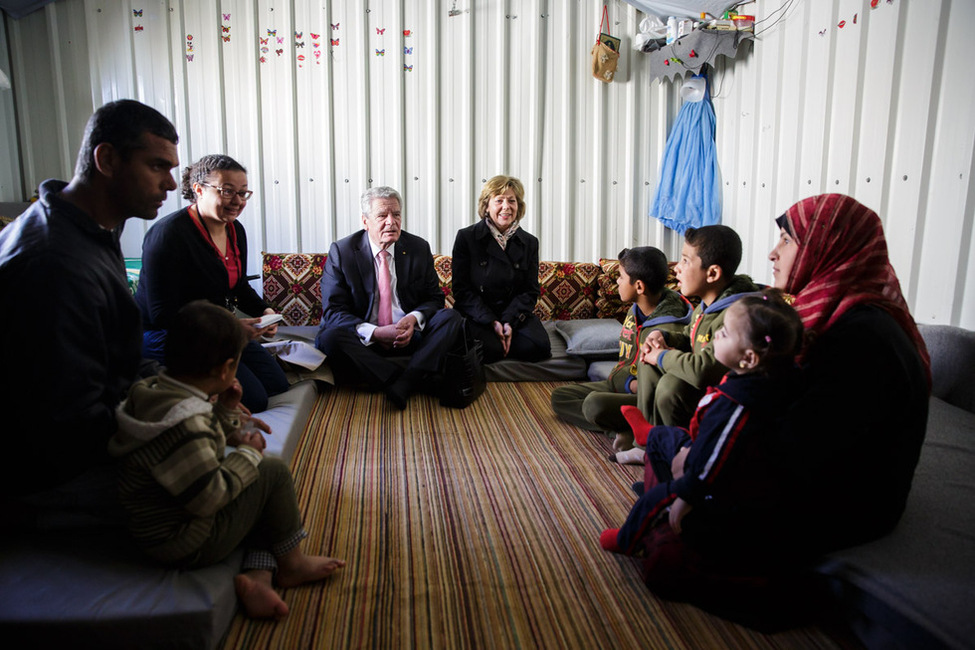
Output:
[768,193,930,557]
[630,195,931,627]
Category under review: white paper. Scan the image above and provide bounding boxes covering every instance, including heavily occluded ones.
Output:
[262,339,326,371]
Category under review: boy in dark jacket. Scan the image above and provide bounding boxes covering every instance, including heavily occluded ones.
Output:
[551,247,691,445]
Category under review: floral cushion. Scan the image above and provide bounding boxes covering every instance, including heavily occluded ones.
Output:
[535,261,601,320]
[432,254,455,309]
[596,259,682,321]
[262,253,328,326]
[263,253,625,326]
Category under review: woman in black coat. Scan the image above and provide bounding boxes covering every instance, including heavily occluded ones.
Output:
[135,154,288,412]
[451,175,551,364]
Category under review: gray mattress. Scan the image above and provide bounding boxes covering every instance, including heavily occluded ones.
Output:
[277,322,589,383]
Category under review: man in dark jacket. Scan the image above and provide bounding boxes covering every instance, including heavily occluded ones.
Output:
[315,186,463,409]
[0,100,179,515]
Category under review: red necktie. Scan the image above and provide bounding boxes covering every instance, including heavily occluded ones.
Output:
[377,250,393,326]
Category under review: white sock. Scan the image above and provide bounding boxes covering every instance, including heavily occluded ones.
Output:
[614,446,645,465]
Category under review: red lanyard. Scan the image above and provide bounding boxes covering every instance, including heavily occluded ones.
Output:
[188,205,241,287]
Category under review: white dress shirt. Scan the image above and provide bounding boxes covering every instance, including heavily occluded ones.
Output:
[356,240,426,344]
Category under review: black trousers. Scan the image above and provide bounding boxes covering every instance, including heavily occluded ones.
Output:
[466,315,551,365]
[315,309,464,389]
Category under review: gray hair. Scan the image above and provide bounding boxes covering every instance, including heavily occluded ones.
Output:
[360,186,402,217]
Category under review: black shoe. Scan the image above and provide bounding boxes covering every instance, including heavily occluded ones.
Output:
[385,378,410,410]
[385,370,422,410]
[631,481,645,496]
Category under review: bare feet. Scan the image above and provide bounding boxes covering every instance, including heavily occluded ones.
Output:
[235,571,290,620]
[276,550,346,589]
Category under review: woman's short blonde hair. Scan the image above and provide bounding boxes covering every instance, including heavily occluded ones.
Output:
[477,175,526,222]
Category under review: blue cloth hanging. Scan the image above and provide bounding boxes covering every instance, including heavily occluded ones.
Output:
[650,73,721,234]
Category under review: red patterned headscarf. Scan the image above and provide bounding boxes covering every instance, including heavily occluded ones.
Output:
[780,194,930,384]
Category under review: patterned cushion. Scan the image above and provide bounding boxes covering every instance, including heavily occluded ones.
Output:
[261,252,657,326]
[262,253,328,326]
[595,259,626,322]
[596,259,682,321]
[535,261,600,321]
[432,254,455,309]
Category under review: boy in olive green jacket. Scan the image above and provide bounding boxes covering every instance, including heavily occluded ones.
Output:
[551,247,691,442]
[615,226,759,464]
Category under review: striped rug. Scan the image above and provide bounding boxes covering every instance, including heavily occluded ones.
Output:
[219,382,857,649]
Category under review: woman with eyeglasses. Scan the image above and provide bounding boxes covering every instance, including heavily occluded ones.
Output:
[135,154,288,412]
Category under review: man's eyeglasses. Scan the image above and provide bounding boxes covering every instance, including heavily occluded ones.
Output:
[202,183,254,201]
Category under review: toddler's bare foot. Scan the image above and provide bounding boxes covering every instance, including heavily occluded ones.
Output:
[276,552,346,589]
[235,571,289,620]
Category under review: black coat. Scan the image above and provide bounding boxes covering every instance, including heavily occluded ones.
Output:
[450,220,541,329]
[136,207,266,330]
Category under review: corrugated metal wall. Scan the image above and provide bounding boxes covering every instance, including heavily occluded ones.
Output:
[2,0,974,327]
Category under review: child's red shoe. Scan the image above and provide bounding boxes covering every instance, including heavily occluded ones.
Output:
[599,528,621,552]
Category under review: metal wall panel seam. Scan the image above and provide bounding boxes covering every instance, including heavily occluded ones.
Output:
[44,5,71,175]
[251,0,271,251]
[286,0,301,252]
[528,1,547,252]
[957,145,975,326]
[323,1,340,250]
[619,2,639,251]
[359,1,371,210]
[463,0,475,249]
[0,12,24,200]
[850,0,897,213]
[7,15,36,196]
[424,0,444,252]
[560,5,576,259]
[395,0,408,227]
[881,0,936,306]
[913,0,972,324]
[948,142,975,329]
[823,0,861,197]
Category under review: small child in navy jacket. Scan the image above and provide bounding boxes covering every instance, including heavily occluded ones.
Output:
[600,290,803,561]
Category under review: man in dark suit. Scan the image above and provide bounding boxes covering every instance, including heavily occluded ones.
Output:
[315,186,464,409]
